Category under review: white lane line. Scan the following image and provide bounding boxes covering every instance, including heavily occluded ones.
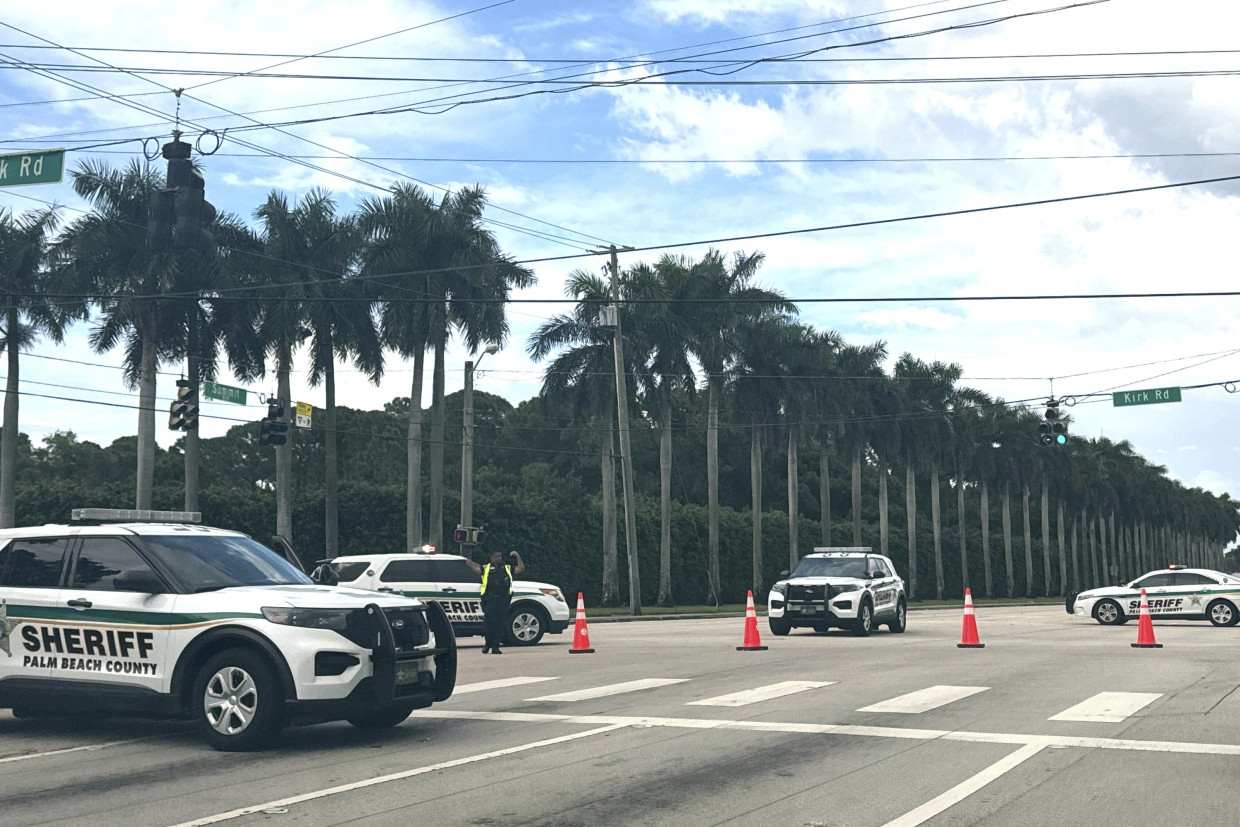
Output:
[0,735,154,764]
[688,681,835,707]
[415,709,1240,755]
[858,685,989,714]
[1048,691,1163,723]
[453,676,560,695]
[529,678,688,702]
[880,743,1045,827]
[168,723,627,827]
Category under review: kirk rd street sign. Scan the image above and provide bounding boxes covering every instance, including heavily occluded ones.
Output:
[1112,387,1182,407]
[0,149,64,188]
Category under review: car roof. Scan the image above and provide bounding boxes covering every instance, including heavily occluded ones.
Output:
[0,523,245,539]
[332,552,470,563]
[1141,567,1225,578]
[804,551,880,559]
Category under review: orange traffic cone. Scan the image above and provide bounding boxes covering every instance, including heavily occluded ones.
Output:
[957,588,985,648]
[737,590,768,651]
[1131,588,1162,649]
[568,592,595,654]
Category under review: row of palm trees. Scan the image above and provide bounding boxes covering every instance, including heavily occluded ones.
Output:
[529,252,1240,607]
[0,161,530,558]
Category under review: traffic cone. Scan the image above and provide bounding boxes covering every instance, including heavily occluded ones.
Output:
[737,590,768,651]
[1131,588,1163,649]
[568,592,595,654]
[957,588,985,648]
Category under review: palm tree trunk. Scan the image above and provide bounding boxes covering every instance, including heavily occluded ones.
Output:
[751,424,763,596]
[851,448,862,546]
[905,464,917,600]
[658,404,673,607]
[1002,482,1014,597]
[1109,511,1118,581]
[957,468,968,593]
[707,376,721,604]
[601,406,619,606]
[787,425,799,570]
[932,464,944,600]
[878,464,889,560]
[1098,514,1110,585]
[429,338,446,550]
[1071,516,1080,591]
[406,347,426,552]
[1088,513,1098,587]
[821,445,832,546]
[324,345,339,560]
[1040,479,1051,597]
[135,320,157,511]
[980,480,992,598]
[0,305,19,527]
[1022,485,1033,597]
[276,343,293,541]
[1056,501,1067,596]
[184,318,200,514]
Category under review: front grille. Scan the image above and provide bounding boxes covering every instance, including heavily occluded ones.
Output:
[383,607,431,651]
[788,584,827,602]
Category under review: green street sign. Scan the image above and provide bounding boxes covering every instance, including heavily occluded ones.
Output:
[1112,387,1182,407]
[0,149,65,188]
[203,380,247,405]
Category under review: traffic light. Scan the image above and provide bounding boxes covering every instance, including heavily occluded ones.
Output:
[1041,399,1068,446]
[454,526,467,544]
[259,399,289,446]
[167,379,198,431]
[146,138,216,252]
[146,189,174,251]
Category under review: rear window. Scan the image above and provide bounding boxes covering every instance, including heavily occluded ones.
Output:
[330,561,370,583]
[380,559,435,582]
[0,538,70,588]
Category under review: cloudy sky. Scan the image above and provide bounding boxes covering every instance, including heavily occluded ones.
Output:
[1,0,1238,496]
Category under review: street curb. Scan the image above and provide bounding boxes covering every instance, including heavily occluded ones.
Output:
[588,601,1062,623]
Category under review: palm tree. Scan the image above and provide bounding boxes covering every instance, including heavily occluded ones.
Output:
[0,206,81,526]
[63,160,172,510]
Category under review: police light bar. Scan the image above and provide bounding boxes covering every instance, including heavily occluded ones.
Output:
[71,508,202,524]
[421,544,436,554]
[1167,564,1184,570]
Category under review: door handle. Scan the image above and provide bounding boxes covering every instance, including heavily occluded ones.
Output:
[442,587,457,593]
[377,587,394,593]
[67,598,92,609]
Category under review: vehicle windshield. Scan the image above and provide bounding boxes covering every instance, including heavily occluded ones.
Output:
[791,557,869,579]
[141,534,312,591]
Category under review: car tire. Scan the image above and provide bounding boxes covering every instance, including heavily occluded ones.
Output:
[1092,599,1126,626]
[347,704,417,730]
[1207,599,1239,627]
[887,599,907,633]
[768,616,791,636]
[194,648,284,752]
[852,599,874,637]
[506,604,548,646]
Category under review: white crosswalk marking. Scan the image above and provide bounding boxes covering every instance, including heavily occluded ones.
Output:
[454,677,560,695]
[688,680,835,707]
[1048,691,1163,723]
[529,678,688,702]
[858,685,989,714]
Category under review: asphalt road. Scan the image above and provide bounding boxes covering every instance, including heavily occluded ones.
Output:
[3,605,1240,827]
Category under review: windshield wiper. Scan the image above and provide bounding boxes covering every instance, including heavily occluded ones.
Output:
[192,585,229,593]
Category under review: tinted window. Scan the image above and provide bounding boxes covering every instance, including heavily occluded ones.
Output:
[879,559,896,577]
[1172,573,1218,586]
[0,538,69,588]
[435,560,478,583]
[380,559,435,583]
[72,538,161,591]
[330,561,370,583]
[791,557,868,578]
[141,534,311,592]
[1133,573,1172,589]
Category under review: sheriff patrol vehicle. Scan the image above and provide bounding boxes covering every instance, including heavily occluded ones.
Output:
[767,548,907,637]
[0,510,457,751]
[1069,565,1240,626]
[318,550,571,646]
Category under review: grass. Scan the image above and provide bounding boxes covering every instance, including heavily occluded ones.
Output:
[586,595,1065,618]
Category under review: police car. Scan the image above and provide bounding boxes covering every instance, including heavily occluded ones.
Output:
[767,548,907,637]
[0,510,457,751]
[1069,565,1240,626]
[317,550,571,646]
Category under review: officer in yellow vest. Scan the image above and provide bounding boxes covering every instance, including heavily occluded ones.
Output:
[465,550,525,654]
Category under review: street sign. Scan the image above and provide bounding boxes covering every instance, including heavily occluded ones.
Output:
[0,149,65,188]
[295,401,312,429]
[1112,387,1182,407]
[202,380,247,405]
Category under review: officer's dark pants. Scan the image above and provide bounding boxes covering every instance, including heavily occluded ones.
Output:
[483,594,511,650]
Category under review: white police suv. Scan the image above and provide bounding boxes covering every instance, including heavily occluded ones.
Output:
[0,510,457,751]
[767,548,907,637]
[318,551,571,646]
[1069,565,1240,626]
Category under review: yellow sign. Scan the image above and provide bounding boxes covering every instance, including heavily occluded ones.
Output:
[295,402,312,429]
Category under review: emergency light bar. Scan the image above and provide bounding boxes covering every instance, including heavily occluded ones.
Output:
[71,508,202,524]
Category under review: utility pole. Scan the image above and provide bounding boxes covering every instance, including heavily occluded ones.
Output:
[602,245,642,615]
[460,344,498,551]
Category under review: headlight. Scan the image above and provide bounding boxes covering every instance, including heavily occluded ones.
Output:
[540,588,566,603]
[833,585,862,594]
[262,607,352,631]
[771,583,787,596]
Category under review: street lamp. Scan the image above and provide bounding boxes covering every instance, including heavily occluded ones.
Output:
[460,344,499,551]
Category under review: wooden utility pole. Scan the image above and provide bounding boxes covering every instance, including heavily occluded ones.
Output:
[604,245,642,615]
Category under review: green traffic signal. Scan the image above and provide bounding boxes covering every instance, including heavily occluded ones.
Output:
[1055,433,1067,445]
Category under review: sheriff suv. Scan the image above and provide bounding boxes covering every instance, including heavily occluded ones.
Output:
[318,551,570,646]
[767,548,907,637]
[0,510,457,751]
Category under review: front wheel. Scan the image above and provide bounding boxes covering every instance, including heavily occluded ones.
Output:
[768,616,791,636]
[347,704,416,730]
[852,600,874,637]
[887,599,907,633]
[1093,599,1125,626]
[506,605,548,646]
[194,648,284,752]
[1207,599,1239,627]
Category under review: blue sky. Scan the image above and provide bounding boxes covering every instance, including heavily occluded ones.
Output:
[2,0,1239,497]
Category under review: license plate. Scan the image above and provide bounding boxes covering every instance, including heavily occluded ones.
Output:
[797,606,820,614]
[395,661,423,686]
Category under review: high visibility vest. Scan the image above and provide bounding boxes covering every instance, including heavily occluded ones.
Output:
[481,563,513,595]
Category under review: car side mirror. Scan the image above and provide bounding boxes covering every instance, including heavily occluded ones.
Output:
[780,570,790,578]
[868,571,880,579]
[114,570,167,594]
[311,564,339,586]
